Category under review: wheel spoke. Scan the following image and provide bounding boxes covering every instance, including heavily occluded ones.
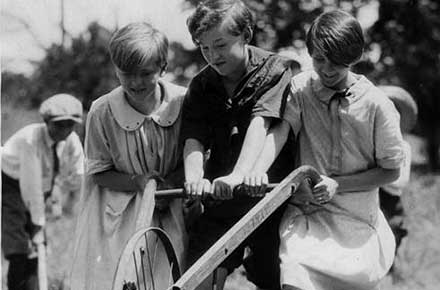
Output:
[140,247,147,290]
[144,233,156,290]
[132,251,140,290]
[113,227,181,290]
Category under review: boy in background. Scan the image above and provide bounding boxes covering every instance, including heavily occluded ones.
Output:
[2,93,84,290]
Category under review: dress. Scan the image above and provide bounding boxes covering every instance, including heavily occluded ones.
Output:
[69,80,187,290]
[280,71,404,290]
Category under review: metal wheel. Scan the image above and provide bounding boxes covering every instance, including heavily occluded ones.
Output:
[112,227,181,290]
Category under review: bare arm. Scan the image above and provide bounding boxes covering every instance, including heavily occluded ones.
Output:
[333,167,400,193]
[240,120,290,195]
[183,138,205,182]
[211,116,271,198]
[232,116,272,174]
[183,138,211,195]
[251,119,291,174]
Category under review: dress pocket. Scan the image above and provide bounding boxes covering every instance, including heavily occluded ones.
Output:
[103,189,135,234]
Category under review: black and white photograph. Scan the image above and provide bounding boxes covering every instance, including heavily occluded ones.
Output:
[1,1,439,290]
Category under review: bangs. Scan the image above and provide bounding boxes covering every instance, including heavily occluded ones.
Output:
[187,0,253,44]
[306,10,364,66]
[109,22,168,73]
[113,40,161,72]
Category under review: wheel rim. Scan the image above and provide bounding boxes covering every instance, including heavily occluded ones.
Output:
[113,227,181,290]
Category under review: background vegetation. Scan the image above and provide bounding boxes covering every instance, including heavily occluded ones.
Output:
[2,0,440,289]
[2,0,439,169]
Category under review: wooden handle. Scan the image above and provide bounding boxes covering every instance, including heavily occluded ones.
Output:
[155,183,278,199]
[135,179,157,231]
[37,242,48,290]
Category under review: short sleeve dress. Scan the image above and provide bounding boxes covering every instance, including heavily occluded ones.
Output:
[69,80,187,290]
[280,71,404,290]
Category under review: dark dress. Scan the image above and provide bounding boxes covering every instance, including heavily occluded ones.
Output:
[182,45,295,289]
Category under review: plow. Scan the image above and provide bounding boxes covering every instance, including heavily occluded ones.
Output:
[111,165,321,290]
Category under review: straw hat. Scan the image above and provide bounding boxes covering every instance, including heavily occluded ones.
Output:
[379,85,418,132]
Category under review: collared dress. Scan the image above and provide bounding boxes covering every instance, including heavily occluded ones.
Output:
[280,71,404,290]
[1,123,84,256]
[69,80,187,290]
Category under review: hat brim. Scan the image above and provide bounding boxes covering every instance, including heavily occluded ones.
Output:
[379,86,418,132]
[49,115,83,124]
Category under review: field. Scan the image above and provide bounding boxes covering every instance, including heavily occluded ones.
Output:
[2,105,440,290]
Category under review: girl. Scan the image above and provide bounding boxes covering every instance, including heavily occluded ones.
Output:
[246,10,404,290]
[69,22,187,290]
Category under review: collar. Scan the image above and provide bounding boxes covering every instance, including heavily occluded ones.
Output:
[206,45,271,82]
[109,79,184,131]
[311,71,371,105]
[42,125,56,147]
[247,45,272,69]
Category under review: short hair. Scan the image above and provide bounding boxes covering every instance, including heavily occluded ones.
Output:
[109,22,168,72]
[187,0,254,45]
[306,10,364,66]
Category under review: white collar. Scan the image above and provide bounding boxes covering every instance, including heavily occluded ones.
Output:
[311,71,371,105]
[108,80,185,131]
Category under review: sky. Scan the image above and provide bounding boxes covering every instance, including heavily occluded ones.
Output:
[1,0,195,75]
[0,0,379,76]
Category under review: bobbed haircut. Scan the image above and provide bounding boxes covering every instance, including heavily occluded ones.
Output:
[306,10,364,66]
[109,22,168,72]
[187,0,254,45]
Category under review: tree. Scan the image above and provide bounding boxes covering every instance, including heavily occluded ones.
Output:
[182,0,440,170]
[366,0,440,170]
[30,22,118,110]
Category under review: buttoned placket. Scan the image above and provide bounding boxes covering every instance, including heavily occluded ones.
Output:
[328,91,346,175]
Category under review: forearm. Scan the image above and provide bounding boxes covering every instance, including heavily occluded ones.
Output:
[183,138,205,182]
[252,120,290,173]
[333,167,400,193]
[93,170,145,192]
[232,116,271,174]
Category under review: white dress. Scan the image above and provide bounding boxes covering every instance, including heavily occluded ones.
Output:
[280,71,404,290]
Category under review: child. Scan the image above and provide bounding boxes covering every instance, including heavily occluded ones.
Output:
[245,10,404,290]
[182,1,295,289]
[69,22,187,290]
[2,94,84,290]
[378,85,417,274]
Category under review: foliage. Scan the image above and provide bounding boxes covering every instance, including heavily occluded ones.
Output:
[2,0,439,168]
[181,0,440,169]
[366,0,440,170]
[1,22,119,111]
[183,0,372,50]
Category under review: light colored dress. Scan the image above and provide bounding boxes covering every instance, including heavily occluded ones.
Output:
[69,80,187,290]
[280,71,404,290]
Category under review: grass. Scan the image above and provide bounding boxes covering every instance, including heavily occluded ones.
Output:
[2,104,440,290]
